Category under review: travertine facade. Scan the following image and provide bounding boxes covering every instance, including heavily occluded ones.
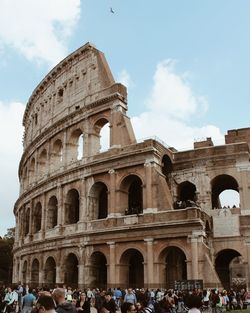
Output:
[13,43,250,290]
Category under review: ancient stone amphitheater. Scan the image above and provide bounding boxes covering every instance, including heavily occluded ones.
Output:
[13,43,250,290]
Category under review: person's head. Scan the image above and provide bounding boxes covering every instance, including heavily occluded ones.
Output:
[52,288,66,305]
[80,293,87,300]
[36,295,56,313]
[128,288,133,294]
[105,291,112,302]
[121,302,137,313]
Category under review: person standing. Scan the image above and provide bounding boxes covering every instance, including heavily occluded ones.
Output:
[22,289,36,313]
[102,292,116,313]
[52,288,77,313]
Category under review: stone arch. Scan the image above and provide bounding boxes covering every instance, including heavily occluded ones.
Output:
[158,246,187,289]
[119,248,144,288]
[88,251,107,289]
[44,256,56,287]
[31,258,39,286]
[162,154,173,188]
[33,202,42,233]
[120,174,143,215]
[92,117,110,154]
[52,139,63,170]
[211,174,240,209]
[88,182,108,220]
[174,181,197,209]
[68,128,84,162]
[65,189,80,224]
[24,208,30,236]
[64,253,79,287]
[38,149,47,177]
[47,196,58,229]
[22,260,28,284]
[215,249,244,290]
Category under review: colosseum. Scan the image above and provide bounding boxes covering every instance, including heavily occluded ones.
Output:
[12,42,250,290]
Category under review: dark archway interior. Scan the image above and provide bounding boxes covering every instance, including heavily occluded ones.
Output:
[128,176,143,214]
[211,175,239,209]
[45,257,56,287]
[66,189,79,224]
[31,259,39,286]
[162,154,173,187]
[98,184,108,219]
[120,248,144,288]
[34,203,42,233]
[48,196,58,229]
[165,247,187,289]
[90,252,107,289]
[215,249,241,289]
[65,254,78,287]
[179,181,196,202]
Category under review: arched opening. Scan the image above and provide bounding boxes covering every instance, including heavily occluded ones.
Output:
[33,202,42,233]
[65,189,79,224]
[22,261,27,284]
[68,129,84,162]
[211,175,239,209]
[52,139,63,170]
[38,149,47,177]
[215,249,243,290]
[89,252,107,289]
[162,154,173,188]
[88,182,108,220]
[160,246,187,289]
[44,257,56,287]
[64,253,78,287]
[77,134,84,160]
[120,249,144,289]
[100,123,110,152]
[219,190,240,209]
[93,118,110,154]
[47,196,58,229]
[174,181,197,209]
[24,208,30,236]
[120,175,143,215]
[31,259,39,286]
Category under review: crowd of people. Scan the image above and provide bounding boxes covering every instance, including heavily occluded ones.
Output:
[0,284,249,313]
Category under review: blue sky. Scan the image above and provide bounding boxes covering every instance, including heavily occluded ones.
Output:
[0,0,249,236]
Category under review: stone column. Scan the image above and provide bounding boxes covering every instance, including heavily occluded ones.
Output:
[188,232,204,280]
[79,179,87,223]
[39,256,44,286]
[56,250,63,285]
[108,169,117,216]
[144,161,153,209]
[144,238,154,287]
[41,193,46,238]
[57,185,64,225]
[78,244,86,289]
[107,241,116,288]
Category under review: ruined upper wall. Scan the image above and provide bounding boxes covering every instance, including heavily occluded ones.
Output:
[23,42,125,148]
[225,128,250,148]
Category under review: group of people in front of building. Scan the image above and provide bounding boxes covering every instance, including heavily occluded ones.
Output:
[0,284,250,313]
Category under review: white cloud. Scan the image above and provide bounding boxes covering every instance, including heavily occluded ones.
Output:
[131,59,223,150]
[117,69,134,89]
[0,101,25,236]
[0,0,81,66]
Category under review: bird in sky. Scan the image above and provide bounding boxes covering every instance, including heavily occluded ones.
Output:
[110,7,114,14]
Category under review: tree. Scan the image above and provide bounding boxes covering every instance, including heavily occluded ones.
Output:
[0,227,15,284]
